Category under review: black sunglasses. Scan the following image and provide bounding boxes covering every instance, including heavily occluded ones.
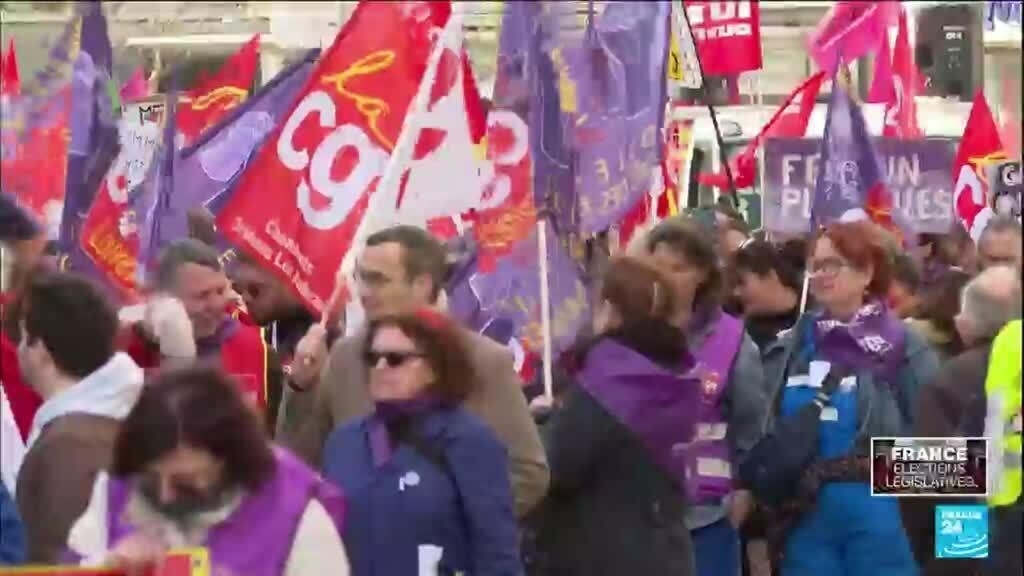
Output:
[363,350,424,368]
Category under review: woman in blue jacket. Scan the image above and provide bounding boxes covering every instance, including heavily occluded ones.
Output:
[0,482,26,565]
[323,308,522,576]
[760,221,939,576]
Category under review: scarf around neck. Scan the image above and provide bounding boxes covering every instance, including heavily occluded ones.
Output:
[811,301,906,383]
[367,395,447,468]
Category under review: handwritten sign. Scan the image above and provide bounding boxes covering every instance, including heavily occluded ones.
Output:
[763,138,956,234]
[119,98,165,191]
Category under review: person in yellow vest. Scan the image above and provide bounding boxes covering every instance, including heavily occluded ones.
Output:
[984,319,1022,576]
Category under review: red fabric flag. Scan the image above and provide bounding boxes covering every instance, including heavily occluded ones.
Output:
[700,71,826,191]
[684,1,763,76]
[215,2,452,315]
[953,91,1007,240]
[176,35,261,146]
[1,39,20,95]
[882,10,923,139]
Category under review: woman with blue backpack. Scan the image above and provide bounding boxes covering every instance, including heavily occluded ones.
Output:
[747,221,939,575]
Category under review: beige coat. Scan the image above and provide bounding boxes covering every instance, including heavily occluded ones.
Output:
[278,328,550,518]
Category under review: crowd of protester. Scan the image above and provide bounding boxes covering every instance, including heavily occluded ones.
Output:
[1,187,1022,575]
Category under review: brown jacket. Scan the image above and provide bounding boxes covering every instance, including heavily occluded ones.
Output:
[901,343,990,576]
[16,413,119,563]
[279,328,550,518]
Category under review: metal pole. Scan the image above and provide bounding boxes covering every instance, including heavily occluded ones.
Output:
[679,2,739,209]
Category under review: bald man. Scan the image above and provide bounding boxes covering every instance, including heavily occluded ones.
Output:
[902,265,1022,574]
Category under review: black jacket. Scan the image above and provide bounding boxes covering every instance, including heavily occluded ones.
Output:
[526,323,696,576]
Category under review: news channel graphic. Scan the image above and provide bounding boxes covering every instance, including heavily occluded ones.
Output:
[870,437,987,497]
[934,504,989,559]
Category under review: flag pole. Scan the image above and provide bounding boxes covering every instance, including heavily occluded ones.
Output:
[677,1,740,209]
[537,219,555,401]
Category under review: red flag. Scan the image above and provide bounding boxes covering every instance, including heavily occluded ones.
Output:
[881,10,923,139]
[119,67,150,103]
[684,1,763,76]
[700,71,825,191]
[215,2,451,315]
[1,39,20,95]
[177,35,261,145]
[953,91,1007,240]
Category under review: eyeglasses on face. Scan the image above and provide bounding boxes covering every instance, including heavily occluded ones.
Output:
[809,257,850,277]
[363,350,425,368]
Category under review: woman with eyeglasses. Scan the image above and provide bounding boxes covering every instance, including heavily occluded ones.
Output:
[322,308,522,576]
[758,221,938,576]
[64,364,349,575]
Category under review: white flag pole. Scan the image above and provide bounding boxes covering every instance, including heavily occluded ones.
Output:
[799,272,811,315]
[537,219,555,401]
[326,13,462,324]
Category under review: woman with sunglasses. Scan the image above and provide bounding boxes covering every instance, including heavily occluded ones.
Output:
[322,308,522,575]
[64,364,349,575]
[758,221,938,576]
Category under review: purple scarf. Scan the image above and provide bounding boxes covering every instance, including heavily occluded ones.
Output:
[813,301,906,383]
[368,395,446,468]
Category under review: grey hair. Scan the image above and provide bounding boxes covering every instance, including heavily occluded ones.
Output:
[153,238,222,291]
[961,267,1022,341]
[981,214,1022,241]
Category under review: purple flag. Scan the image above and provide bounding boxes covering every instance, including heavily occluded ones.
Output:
[153,50,319,274]
[469,220,589,357]
[574,1,670,234]
[132,89,179,287]
[811,77,911,240]
[59,2,121,269]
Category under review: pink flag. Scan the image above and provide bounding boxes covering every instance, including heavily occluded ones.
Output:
[808,2,897,73]
[119,67,150,102]
[866,30,893,103]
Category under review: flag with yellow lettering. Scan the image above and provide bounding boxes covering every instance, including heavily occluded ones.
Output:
[176,35,260,147]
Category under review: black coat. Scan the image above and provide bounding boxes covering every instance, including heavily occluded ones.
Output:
[526,327,696,576]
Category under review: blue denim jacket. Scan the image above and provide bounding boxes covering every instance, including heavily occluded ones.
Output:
[761,313,939,450]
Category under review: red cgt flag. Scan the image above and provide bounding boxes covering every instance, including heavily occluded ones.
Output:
[683,1,763,76]
[215,2,454,315]
[1,38,20,95]
[700,71,825,191]
[953,91,1006,240]
[176,35,260,146]
[881,9,923,139]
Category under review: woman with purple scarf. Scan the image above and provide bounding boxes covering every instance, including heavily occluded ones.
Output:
[761,221,939,575]
[322,308,522,575]
[64,364,349,575]
[529,256,698,576]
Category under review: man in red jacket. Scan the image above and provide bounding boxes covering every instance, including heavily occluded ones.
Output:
[120,239,284,431]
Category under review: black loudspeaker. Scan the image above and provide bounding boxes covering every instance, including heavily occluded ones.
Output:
[914,4,983,102]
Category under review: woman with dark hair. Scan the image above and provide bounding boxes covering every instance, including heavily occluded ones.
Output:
[906,268,971,361]
[322,308,522,575]
[756,221,939,575]
[732,238,806,351]
[644,216,767,576]
[529,256,698,576]
[64,364,348,575]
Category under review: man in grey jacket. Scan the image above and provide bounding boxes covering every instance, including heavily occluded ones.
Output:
[279,225,550,518]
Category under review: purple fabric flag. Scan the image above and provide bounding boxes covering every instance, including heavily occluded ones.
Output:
[132,89,179,287]
[811,75,911,240]
[59,1,121,272]
[469,219,589,357]
[530,2,579,230]
[573,1,670,234]
[173,50,318,242]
